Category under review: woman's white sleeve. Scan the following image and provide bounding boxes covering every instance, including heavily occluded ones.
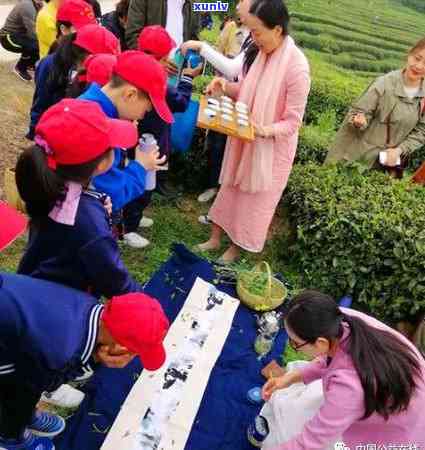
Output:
[200,43,245,80]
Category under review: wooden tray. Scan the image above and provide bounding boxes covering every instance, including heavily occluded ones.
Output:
[197,95,255,142]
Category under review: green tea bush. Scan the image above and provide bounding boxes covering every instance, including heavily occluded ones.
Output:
[170,127,209,193]
[292,21,407,55]
[291,13,412,50]
[296,111,336,164]
[283,163,425,322]
[325,54,400,74]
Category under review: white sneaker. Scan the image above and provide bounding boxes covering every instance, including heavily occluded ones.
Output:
[41,384,85,408]
[123,232,150,248]
[139,216,154,228]
[198,215,212,225]
[197,188,217,203]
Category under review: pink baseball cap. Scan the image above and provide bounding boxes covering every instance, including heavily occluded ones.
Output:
[113,50,173,123]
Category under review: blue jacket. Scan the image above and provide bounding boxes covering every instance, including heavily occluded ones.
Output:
[18,190,142,297]
[28,53,67,140]
[0,272,103,393]
[79,83,147,212]
[138,76,193,157]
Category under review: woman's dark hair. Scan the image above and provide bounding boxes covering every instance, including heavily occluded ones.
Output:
[286,290,423,420]
[47,33,89,98]
[242,0,290,76]
[115,0,130,19]
[15,146,109,223]
[249,0,290,34]
[242,35,258,75]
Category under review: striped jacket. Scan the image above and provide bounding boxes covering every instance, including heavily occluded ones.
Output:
[0,272,103,393]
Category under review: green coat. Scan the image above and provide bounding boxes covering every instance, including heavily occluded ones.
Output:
[125,0,200,50]
[325,70,425,167]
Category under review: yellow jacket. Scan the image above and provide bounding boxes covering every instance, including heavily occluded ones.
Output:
[36,2,57,58]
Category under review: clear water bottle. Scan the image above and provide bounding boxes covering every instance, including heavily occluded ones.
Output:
[139,133,157,191]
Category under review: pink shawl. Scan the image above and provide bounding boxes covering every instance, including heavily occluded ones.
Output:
[220,36,296,193]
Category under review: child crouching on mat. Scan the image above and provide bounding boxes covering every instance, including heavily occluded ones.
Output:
[0,271,168,450]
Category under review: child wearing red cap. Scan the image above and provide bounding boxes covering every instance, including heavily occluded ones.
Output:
[121,26,202,244]
[68,53,118,97]
[18,98,148,299]
[0,271,168,450]
[27,24,119,140]
[79,50,173,248]
[46,0,97,55]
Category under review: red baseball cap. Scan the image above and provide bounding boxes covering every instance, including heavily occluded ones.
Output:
[0,201,27,252]
[83,53,117,86]
[137,25,176,60]
[57,0,96,29]
[102,293,169,371]
[35,99,137,168]
[74,24,120,55]
[113,50,173,123]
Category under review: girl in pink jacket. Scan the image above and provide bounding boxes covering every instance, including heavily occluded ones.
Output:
[262,291,425,450]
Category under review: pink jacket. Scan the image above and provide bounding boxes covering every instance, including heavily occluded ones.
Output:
[273,308,425,450]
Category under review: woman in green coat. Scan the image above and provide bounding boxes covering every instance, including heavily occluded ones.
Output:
[326,37,425,168]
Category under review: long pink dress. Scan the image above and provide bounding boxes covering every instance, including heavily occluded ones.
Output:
[208,42,311,252]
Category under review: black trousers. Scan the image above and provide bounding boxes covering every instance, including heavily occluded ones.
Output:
[206,131,227,189]
[0,374,40,440]
[0,32,39,70]
[123,190,152,234]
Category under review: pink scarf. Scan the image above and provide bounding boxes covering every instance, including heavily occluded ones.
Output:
[220,36,295,193]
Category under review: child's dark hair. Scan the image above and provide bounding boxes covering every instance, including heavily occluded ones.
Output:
[47,33,90,98]
[67,68,89,98]
[109,73,149,99]
[16,146,109,223]
[115,0,130,19]
[56,20,72,38]
[285,291,423,420]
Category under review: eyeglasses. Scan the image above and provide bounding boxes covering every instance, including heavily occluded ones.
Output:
[288,337,310,352]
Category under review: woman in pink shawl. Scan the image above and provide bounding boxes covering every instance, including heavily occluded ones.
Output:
[197,0,311,263]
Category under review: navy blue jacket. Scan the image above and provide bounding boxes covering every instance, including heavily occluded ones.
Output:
[101,11,126,50]
[18,190,142,297]
[0,272,103,393]
[28,54,67,140]
[138,76,193,157]
[79,83,147,212]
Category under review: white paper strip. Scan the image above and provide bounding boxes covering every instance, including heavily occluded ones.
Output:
[101,277,240,450]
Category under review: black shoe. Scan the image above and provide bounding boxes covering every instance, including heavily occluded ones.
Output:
[14,65,32,82]
[155,180,180,198]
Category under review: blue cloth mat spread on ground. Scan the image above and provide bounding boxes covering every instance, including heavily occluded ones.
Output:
[55,244,288,450]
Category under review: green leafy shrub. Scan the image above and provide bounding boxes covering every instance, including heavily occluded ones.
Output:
[296,111,336,164]
[282,163,425,323]
[170,127,209,193]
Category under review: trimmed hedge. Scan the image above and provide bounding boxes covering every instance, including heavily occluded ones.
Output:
[283,163,425,323]
[305,50,369,125]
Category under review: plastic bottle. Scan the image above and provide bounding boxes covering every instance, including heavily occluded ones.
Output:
[139,133,157,191]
